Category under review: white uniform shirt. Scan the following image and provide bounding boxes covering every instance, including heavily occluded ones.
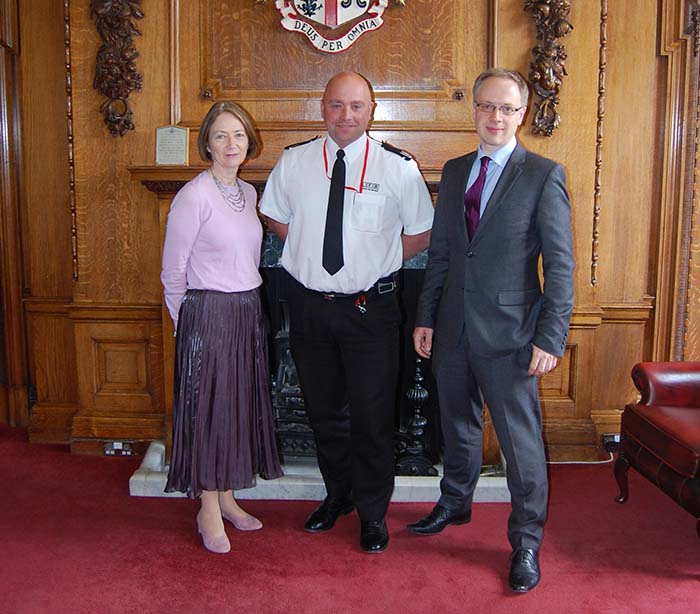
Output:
[260,134,434,293]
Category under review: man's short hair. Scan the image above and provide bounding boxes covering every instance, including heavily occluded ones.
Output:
[472,68,529,107]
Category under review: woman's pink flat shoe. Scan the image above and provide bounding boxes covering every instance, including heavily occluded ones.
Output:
[196,514,231,553]
[222,511,263,531]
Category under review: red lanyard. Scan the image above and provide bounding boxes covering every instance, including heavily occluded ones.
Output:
[323,137,369,194]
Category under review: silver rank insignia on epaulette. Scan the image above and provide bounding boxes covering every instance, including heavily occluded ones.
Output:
[379,140,412,161]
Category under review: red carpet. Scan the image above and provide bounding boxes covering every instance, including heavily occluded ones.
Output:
[1,425,698,614]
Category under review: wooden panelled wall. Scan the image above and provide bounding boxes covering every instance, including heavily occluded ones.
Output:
[3,0,699,459]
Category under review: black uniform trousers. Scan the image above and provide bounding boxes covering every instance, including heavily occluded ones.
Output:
[433,333,548,550]
[288,275,400,521]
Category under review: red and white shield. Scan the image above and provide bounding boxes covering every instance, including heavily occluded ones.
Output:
[276,0,390,53]
[293,0,369,29]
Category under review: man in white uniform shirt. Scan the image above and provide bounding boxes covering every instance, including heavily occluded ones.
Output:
[260,71,434,553]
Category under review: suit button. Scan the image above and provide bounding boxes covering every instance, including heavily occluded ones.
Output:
[467,250,474,258]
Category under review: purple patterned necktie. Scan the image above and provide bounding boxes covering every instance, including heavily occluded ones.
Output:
[465,156,490,240]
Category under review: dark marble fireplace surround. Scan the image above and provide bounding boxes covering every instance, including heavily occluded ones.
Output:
[260,233,441,470]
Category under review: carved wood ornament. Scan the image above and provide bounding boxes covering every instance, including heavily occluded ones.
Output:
[91,0,144,137]
[64,0,79,280]
[591,0,607,287]
[524,1,573,136]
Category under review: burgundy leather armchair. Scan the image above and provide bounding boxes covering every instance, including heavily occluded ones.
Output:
[614,361,700,538]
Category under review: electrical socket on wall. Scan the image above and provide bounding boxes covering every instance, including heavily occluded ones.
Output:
[602,434,620,453]
[103,441,133,456]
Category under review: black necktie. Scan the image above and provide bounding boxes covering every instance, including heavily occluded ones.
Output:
[322,149,346,275]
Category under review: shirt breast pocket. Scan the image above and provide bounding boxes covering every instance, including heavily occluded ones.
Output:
[350,193,385,233]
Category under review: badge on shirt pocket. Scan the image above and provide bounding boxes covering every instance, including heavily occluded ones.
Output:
[351,193,385,233]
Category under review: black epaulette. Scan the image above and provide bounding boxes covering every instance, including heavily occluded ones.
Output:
[284,136,321,150]
[380,140,413,161]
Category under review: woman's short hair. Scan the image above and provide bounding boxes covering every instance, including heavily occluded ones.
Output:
[472,68,529,107]
[197,101,260,162]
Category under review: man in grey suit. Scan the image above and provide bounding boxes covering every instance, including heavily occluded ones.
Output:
[406,68,574,593]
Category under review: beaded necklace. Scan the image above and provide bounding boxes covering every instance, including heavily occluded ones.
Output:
[211,170,245,212]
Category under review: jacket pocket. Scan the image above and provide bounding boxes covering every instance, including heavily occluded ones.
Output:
[497,288,540,306]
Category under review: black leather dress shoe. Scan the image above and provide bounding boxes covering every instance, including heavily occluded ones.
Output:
[304,497,354,532]
[509,547,540,593]
[360,519,389,553]
[406,504,471,535]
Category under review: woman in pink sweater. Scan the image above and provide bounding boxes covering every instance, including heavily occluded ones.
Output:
[161,102,282,554]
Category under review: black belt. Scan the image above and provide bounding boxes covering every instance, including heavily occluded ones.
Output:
[305,273,398,301]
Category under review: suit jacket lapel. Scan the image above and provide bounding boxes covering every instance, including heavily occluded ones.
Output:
[471,144,526,244]
[456,152,477,245]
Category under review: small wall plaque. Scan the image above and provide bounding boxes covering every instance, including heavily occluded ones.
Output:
[155,125,189,165]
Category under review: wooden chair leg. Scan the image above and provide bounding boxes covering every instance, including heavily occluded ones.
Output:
[614,454,630,503]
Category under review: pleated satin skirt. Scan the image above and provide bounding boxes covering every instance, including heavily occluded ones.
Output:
[165,288,283,498]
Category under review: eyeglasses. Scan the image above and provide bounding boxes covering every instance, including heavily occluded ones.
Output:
[474,102,524,116]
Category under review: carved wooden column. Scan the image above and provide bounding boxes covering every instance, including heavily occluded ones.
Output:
[654,0,700,360]
[0,0,29,426]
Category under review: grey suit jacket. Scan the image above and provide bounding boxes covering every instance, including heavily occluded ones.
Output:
[416,143,574,357]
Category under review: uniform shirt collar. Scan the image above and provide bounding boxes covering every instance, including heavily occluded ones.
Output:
[325,133,367,164]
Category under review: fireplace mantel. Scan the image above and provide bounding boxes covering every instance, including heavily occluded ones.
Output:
[129,166,440,199]
[129,165,276,197]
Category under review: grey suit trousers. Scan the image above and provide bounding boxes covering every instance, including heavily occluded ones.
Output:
[433,334,548,550]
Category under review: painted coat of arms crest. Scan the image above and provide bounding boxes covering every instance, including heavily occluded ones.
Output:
[275,1,402,53]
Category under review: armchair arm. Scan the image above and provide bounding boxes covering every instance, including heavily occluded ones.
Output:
[631,361,700,407]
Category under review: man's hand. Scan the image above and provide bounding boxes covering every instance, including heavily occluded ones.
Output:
[528,344,558,377]
[413,326,434,359]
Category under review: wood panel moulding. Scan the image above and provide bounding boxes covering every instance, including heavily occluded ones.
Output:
[0,0,17,50]
[539,342,575,411]
[590,303,652,436]
[589,302,654,450]
[69,303,165,445]
[542,418,599,462]
[540,324,597,459]
[25,299,79,444]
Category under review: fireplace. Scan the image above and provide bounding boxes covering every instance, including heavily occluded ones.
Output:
[270,301,316,458]
[261,232,443,471]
